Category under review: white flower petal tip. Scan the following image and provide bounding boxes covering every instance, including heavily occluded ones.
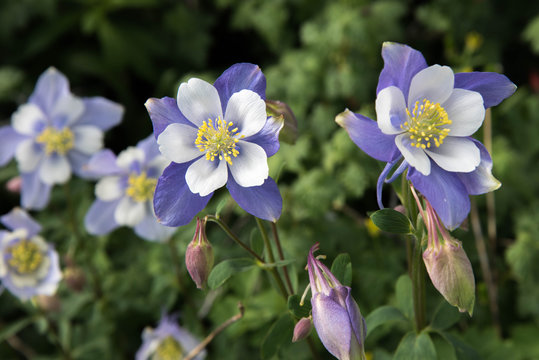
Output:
[408,65,454,107]
[224,90,266,137]
[157,123,200,164]
[395,133,431,176]
[375,86,407,135]
[425,137,481,173]
[185,157,228,197]
[229,141,268,187]
[177,78,223,128]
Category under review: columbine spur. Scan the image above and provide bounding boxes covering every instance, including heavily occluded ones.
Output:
[136,313,205,360]
[0,67,123,210]
[0,208,62,301]
[145,63,283,227]
[84,135,175,242]
[336,42,516,229]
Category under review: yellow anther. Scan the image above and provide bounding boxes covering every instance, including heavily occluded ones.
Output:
[402,99,451,149]
[125,172,157,202]
[154,336,184,360]
[36,127,74,155]
[7,240,43,274]
[195,116,241,166]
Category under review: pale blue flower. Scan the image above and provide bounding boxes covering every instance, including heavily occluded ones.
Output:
[0,208,62,300]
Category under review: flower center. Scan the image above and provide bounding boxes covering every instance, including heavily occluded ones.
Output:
[125,172,157,202]
[6,240,44,274]
[153,336,184,360]
[401,99,452,149]
[195,117,243,165]
[36,127,75,155]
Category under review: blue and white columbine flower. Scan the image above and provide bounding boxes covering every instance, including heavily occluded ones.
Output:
[136,313,205,360]
[0,208,62,300]
[0,67,124,210]
[146,63,283,226]
[84,135,175,242]
[336,42,516,229]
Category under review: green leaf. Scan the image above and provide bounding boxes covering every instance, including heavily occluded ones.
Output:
[394,331,437,360]
[430,299,461,330]
[395,274,414,320]
[438,332,480,360]
[207,258,255,289]
[370,209,413,234]
[330,253,352,286]
[287,294,311,319]
[365,305,408,336]
[0,317,33,341]
[261,314,294,359]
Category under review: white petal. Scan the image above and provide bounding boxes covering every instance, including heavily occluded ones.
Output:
[177,78,223,127]
[375,86,408,135]
[15,139,44,172]
[185,157,228,196]
[157,123,201,163]
[116,147,145,171]
[51,93,84,126]
[114,197,146,226]
[442,89,485,136]
[11,103,46,136]
[229,140,268,187]
[224,90,266,137]
[95,176,124,201]
[38,155,71,184]
[408,65,454,108]
[73,125,103,154]
[425,137,480,173]
[395,133,431,176]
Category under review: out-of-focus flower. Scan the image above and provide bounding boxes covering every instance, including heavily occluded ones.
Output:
[336,42,516,229]
[292,316,312,342]
[6,176,22,193]
[145,63,283,227]
[84,135,174,242]
[136,313,205,360]
[0,67,123,210]
[307,243,366,360]
[0,208,62,300]
[185,218,214,289]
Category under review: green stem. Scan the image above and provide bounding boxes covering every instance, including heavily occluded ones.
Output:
[411,235,426,332]
[168,236,183,289]
[255,218,289,299]
[270,222,294,294]
[205,215,264,263]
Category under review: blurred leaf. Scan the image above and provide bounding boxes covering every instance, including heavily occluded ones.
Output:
[395,274,414,320]
[430,299,461,331]
[365,305,408,337]
[438,332,480,360]
[0,317,33,341]
[287,294,311,319]
[208,258,255,290]
[370,209,413,234]
[261,314,294,359]
[330,253,352,286]
[523,15,539,54]
[394,331,437,360]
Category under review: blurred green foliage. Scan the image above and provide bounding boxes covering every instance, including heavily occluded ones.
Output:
[1,0,539,359]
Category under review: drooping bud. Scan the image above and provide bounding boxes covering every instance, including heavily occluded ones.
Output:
[423,236,475,315]
[292,317,312,342]
[185,218,214,289]
[307,243,366,360]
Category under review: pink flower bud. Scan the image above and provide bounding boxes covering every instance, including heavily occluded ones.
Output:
[292,317,312,342]
[6,176,22,193]
[185,218,214,289]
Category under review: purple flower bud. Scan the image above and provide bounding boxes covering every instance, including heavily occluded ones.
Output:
[292,317,312,342]
[185,218,214,289]
[307,243,366,360]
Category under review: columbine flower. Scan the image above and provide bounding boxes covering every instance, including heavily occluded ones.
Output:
[307,243,366,360]
[336,42,516,229]
[0,67,123,210]
[145,63,283,227]
[84,135,175,242]
[0,208,62,300]
[136,313,205,360]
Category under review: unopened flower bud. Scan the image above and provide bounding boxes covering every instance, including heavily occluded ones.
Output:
[423,237,475,315]
[6,176,22,193]
[64,265,86,292]
[185,218,214,289]
[292,317,312,342]
[36,294,61,312]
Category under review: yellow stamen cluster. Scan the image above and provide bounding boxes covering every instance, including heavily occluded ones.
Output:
[153,336,184,360]
[125,172,157,202]
[195,117,243,165]
[7,240,44,274]
[36,127,75,155]
[401,99,452,149]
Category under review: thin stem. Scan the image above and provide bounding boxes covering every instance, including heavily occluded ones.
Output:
[483,109,497,250]
[411,235,426,332]
[168,236,183,289]
[184,303,244,360]
[64,183,81,258]
[205,215,264,263]
[271,222,294,294]
[256,218,289,299]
